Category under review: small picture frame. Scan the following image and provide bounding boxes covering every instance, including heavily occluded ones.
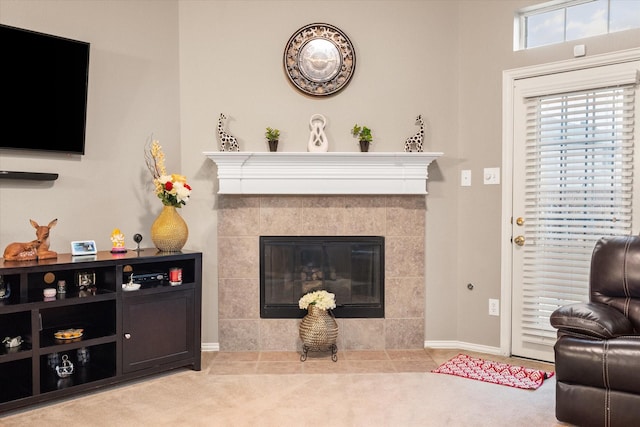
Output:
[75,271,96,289]
[71,240,97,256]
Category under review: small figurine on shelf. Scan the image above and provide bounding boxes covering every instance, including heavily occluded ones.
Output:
[217,113,240,151]
[110,228,127,253]
[55,354,74,378]
[2,336,23,348]
[2,219,58,261]
[403,114,425,152]
[308,114,328,152]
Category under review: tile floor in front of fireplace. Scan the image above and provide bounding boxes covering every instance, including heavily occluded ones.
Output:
[202,348,554,376]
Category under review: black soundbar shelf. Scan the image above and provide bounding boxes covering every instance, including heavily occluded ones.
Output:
[0,171,59,181]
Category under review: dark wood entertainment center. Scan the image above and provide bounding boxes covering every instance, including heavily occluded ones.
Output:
[0,249,202,413]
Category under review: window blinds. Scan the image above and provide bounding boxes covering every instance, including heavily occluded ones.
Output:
[520,85,635,346]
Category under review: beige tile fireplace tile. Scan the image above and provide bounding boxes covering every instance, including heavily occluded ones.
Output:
[393,359,439,372]
[341,350,389,361]
[301,359,352,373]
[339,318,385,350]
[343,196,386,235]
[218,278,259,319]
[259,351,301,362]
[300,196,346,235]
[259,196,303,235]
[385,277,425,319]
[386,196,426,236]
[219,319,260,351]
[215,351,260,362]
[387,195,427,209]
[385,318,424,349]
[386,349,434,361]
[218,236,259,279]
[218,195,260,236]
[260,195,303,207]
[344,359,397,373]
[259,319,300,351]
[208,361,258,375]
[385,236,425,278]
[256,361,304,374]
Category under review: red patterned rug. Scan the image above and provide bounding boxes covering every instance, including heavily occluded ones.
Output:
[431,353,555,390]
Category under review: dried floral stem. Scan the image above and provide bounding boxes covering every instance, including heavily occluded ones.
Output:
[144,137,191,208]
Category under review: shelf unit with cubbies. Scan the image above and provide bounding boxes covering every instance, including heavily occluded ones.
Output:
[0,249,202,413]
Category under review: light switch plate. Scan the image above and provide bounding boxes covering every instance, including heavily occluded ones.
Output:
[483,167,500,185]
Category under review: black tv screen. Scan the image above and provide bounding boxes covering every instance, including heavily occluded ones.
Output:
[0,24,90,155]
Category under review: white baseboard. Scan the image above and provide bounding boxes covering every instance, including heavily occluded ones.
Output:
[201,342,219,352]
[202,341,504,355]
[425,340,505,356]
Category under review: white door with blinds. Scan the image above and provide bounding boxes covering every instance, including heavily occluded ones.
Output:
[511,61,639,362]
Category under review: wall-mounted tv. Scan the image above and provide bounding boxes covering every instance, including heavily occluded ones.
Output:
[0,24,90,155]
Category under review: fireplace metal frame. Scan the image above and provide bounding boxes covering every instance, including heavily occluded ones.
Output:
[260,236,385,319]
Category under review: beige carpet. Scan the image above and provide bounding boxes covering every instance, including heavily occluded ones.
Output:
[1,368,563,426]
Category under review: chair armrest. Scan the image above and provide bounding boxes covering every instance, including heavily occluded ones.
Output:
[550,302,634,339]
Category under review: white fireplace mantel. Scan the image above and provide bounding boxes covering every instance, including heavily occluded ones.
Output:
[203,151,443,195]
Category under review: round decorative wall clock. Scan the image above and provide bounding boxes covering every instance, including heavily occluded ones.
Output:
[283,23,356,97]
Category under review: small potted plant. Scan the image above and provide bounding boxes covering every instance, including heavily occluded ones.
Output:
[351,124,373,152]
[265,127,280,152]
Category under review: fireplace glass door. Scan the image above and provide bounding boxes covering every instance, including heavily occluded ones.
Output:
[260,236,384,318]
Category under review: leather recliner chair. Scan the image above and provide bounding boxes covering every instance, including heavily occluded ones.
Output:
[550,235,640,427]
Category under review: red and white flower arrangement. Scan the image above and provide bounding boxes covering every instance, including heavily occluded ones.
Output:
[145,140,192,208]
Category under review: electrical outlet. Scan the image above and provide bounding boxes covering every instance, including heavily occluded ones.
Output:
[489,299,500,316]
[461,170,471,187]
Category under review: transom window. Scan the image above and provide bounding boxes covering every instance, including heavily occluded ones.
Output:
[515,0,640,50]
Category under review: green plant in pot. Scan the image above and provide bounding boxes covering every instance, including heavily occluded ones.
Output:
[351,124,373,152]
[265,127,280,152]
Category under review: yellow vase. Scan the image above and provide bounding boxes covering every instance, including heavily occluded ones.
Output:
[151,205,188,252]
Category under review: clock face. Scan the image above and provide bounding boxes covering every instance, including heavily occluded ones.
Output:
[283,23,356,97]
[298,39,342,83]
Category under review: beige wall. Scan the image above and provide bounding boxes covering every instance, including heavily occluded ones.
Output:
[454,0,640,347]
[2,0,639,350]
[0,0,181,250]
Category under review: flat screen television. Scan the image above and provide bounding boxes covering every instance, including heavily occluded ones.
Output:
[0,24,90,155]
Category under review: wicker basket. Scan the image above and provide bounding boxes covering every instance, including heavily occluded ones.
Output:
[299,305,338,351]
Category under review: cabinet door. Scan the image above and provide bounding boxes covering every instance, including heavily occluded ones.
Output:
[122,289,195,373]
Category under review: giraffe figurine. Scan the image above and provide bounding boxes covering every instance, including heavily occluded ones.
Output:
[404,114,424,152]
[217,113,239,152]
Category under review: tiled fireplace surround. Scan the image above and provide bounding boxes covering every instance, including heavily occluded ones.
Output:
[217,195,426,351]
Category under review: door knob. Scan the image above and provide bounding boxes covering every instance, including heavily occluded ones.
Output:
[124,333,131,340]
[514,235,525,246]
[516,217,525,226]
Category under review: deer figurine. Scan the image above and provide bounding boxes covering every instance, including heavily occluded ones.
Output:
[2,219,58,261]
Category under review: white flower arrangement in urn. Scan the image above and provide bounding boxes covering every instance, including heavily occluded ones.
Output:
[298,290,336,311]
[299,289,339,361]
